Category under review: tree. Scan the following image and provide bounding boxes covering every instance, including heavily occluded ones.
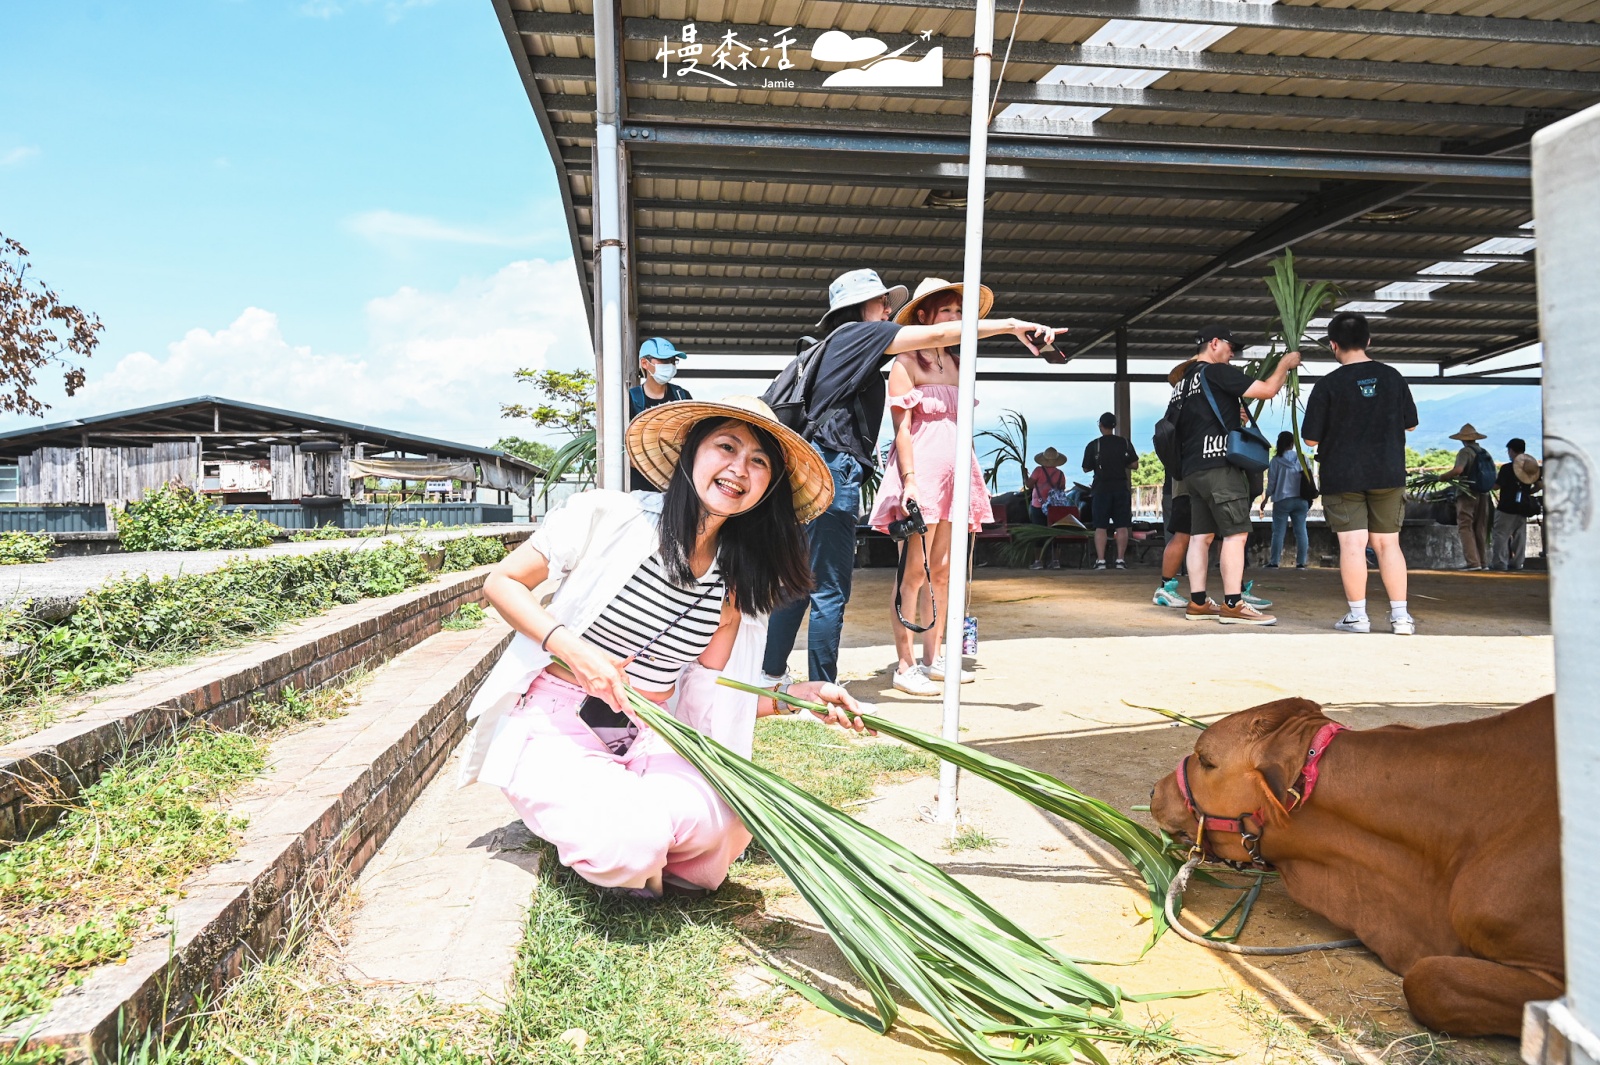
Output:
[0,235,102,416]
[1131,451,1166,487]
[493,435,558,471]
[976,410,1029,493]
[1406,446,1457,471]
[501,368,597,490]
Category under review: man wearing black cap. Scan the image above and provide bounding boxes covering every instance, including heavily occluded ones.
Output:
[1166,326,1299,625]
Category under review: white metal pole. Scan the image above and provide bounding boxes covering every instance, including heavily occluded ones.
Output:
[937,0,998,826]
[592,0,627,492]
[1529,103,1600,1065]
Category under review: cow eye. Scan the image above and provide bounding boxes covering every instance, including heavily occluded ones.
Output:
[1198,756,1216,770]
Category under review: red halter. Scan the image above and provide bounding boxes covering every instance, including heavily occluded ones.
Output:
[1174,721,1346,871]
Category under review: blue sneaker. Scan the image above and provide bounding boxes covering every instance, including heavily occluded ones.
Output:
[1152,578,1187,608]
[1242,581,1273,610]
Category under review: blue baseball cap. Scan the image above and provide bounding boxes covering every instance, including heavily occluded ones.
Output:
[639,337,686,362]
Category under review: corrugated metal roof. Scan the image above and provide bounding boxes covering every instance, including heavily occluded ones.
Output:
[495,0,1596,378]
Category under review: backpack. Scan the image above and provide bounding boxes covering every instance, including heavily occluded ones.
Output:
[1152,415,1181,476]
[1089,436,1133,479]
[1466,445,1498,494]
[762,332,831,433]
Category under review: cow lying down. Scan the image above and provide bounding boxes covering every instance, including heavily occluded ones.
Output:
[1149,695,1561,1038]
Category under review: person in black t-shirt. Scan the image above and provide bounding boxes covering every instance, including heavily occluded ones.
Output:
[1163,325,1299,626]
[1082,412,1139,569]
[1301,311,1418,635]
[761,268,1063,685]
[628,337,693,491]
[1491,440,1541,571]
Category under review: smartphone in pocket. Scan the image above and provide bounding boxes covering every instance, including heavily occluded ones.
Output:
[577,694,631,730]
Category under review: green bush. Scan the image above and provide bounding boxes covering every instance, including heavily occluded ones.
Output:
[116,484,281,551]
[440,535,507,572]
[288,524,348,542]
[441,602,487,630]
[0,531,52,566]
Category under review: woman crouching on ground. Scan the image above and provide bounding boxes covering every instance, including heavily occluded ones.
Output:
[867,278,1060,696]
[458,396,867,897]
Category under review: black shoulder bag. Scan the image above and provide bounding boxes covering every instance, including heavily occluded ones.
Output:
[1197,368,1272,475]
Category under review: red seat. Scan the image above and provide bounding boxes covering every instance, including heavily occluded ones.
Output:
[975,500,1011,542]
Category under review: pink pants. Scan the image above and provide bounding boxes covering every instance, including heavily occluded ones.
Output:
[498,671,751,894]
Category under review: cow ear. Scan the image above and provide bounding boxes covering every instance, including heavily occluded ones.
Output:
[1249,768,1292,828]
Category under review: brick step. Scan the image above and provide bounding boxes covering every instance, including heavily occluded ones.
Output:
[0,619,515,1063]
[0,565,503,844]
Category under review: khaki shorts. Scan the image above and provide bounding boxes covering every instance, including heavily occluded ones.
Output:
[1185,465,1252,538]
[1323,488,1405,535]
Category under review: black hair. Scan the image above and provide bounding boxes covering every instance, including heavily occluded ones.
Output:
[1099,412,1116,430]
[1508,437,1526,454]
[1276,430,1295,455]
[1326,312,1370,352]
[658,417,813,616]
[819,299,871,335]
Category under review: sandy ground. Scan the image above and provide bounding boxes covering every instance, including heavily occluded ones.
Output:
[736,563,1552,1065]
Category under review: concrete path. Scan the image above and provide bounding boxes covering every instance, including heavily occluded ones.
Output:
[0,524,529,605]
[337,742,540,1007]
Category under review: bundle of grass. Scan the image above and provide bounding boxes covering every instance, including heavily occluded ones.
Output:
[622,685,1215,1065]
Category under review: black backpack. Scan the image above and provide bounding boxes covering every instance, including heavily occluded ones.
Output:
[762,331,831,433]
[1090,435,1134,478]
[1466,445,1498,494]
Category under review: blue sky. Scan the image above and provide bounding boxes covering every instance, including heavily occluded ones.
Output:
[0,1,1538,458]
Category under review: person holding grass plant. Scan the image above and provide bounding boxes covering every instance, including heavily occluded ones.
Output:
[1301,311,1419,635]
[458,396,869,898]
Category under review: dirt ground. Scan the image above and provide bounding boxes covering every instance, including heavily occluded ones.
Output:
[742,562,1553,1065]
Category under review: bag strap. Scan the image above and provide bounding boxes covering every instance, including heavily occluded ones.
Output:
[1197,367,1264,435]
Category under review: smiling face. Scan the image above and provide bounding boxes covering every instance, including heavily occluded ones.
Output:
[915,291,963,326]
[690,419,776,519]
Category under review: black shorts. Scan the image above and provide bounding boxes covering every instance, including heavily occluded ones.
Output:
[1166,493,1192,536]
[1092,484,1132,529]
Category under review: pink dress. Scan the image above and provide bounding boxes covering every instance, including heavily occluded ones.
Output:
[869,385,993,533]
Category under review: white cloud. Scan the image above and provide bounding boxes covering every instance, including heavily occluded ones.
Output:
[0,147,40,168]
[68,259,592,447]
[346,209,549,250]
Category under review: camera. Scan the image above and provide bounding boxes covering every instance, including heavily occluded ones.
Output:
[887,497,927,542]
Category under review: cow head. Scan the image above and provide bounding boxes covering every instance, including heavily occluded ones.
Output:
[1150,697,1333,862]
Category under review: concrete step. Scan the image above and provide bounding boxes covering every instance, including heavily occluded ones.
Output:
[0,565,499,844]
[0,619,514,1063]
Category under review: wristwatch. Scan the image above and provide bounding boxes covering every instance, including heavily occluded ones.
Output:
[776,681,800,715]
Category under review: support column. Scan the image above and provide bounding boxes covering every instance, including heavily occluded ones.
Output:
[1114,326,1132,439]
[591,0,627,491]
[1525,103,1600,1065]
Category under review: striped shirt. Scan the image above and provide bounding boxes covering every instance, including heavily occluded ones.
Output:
[582,552,726,690]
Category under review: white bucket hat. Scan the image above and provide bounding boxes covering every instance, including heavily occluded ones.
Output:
[817,269,909,330]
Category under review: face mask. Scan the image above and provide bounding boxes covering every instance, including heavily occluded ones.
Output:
[651,363,679,384]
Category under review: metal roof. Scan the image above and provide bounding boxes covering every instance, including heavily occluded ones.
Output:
[493,0,1599,382]
[0,396,547,473]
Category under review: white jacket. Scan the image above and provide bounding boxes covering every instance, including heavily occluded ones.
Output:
[459,489,771,788]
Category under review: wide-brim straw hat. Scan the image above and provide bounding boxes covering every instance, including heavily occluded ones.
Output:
[1167,357,1198,386]
[626,396,834,524]
[1514,452,1541,485]
[895,277,995,325]
[1450,423,1488,442]
[1034,447,1068,468]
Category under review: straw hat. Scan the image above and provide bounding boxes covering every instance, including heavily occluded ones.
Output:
[895,277,995,325]
[1449,423,1487,442]
[625,396,834,523]
[1167,357,1197,386]
[1514,452,1541,485]
[1034,447,1068,468]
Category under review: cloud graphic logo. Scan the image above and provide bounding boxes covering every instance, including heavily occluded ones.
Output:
[812,31,944,88]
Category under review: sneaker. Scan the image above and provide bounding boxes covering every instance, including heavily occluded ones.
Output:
[1114,559,1127,570]
[892,664,941,697]
[1047,558,1061,569]
[1029,559,1044,570]
[1295,564,1308,570]
[927,655,975,684]
[758,669,793,688]
[1185,598,1222,622]
[1093,559,1107,570]
[1334,613,1371,634]
[1153,580,1187,608]
[1241,581,1273,610]
[1218,600,1277,626]
[1390,614,1416,636]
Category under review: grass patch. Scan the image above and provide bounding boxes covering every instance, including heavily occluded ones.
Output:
[748,715,935,809]
[0,534,507,745]
[440,603,488,631]
[288,524,350,542]
[944,825,1000,853]
[0,680,360,1032]
[1227,992,1490,1065]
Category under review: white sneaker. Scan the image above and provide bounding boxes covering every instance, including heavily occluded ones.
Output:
[1391,614,1416,636]
[758,669,794,688]
[892,664,942,697]
[1029,559,1044,570]
[927,655,975,684]
[1152,580,1187,608]
[1334,614,1371,634]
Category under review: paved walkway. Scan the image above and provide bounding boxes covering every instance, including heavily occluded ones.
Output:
[0,524,530,605]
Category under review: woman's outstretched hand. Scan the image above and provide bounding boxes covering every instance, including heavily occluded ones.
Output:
[1006,319,1063,356]
[790,680,872,733]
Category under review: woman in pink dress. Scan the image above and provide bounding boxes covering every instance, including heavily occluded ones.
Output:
[870,278,1003,697]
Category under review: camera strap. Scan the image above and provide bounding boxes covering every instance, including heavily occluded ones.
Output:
[894,533,937,633]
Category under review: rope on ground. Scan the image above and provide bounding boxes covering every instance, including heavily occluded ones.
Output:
[1164,855,1363,956]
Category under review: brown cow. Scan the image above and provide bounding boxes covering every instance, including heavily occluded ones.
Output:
[1149,695,1561,1038]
